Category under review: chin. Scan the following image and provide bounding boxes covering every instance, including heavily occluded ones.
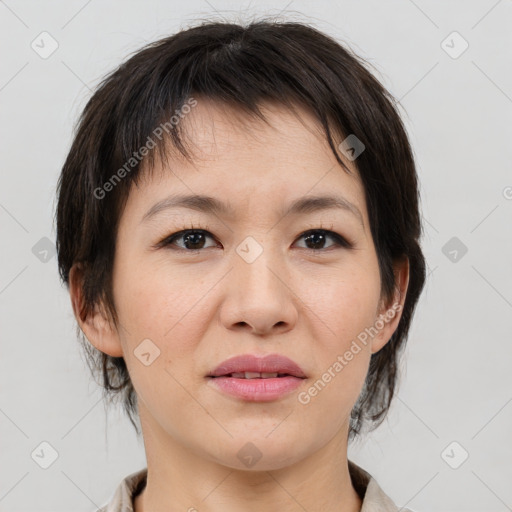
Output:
[203,436,307,472]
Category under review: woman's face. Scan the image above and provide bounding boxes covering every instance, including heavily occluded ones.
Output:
[82,100,407,470]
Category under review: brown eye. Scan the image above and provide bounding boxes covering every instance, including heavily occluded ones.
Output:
[157,228,352,253]
[295,229,352,251]
[161,230,218,251]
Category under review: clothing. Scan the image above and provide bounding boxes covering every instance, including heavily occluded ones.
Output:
[96,459,415,512]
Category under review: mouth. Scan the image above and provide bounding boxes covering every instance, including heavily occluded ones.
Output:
[207,353,307,379]
[206,369,306,402]
[209,372,303,379]
[206,353,307,401]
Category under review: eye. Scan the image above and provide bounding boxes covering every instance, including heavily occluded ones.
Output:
[159,228,218,251]
[156,225,354,252]
[294,229,353,251]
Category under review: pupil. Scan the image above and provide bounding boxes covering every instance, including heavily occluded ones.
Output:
[185,232,204,249]
[305,232,325,249]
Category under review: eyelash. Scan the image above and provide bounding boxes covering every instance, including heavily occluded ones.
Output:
[155,223,354,253]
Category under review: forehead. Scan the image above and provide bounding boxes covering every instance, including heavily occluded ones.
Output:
[168,98,347,163]
[129,99,367,225]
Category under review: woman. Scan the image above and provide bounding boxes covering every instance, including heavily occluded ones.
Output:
[56,18,426,512]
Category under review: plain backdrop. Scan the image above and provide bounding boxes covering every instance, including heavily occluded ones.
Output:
[1,1,511,511]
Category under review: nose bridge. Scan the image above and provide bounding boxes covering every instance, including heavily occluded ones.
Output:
[233,234,284,297]
[221,233,297,334]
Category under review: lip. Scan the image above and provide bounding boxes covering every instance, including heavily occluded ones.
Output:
[208,353,307,378]
[206,353,307,402]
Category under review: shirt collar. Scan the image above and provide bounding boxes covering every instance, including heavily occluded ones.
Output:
[98,459,410,512]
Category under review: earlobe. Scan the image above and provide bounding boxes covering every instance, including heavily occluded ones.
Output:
[68,263,124,358]
[371,257,410,354]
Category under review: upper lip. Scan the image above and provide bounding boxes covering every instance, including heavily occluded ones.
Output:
[208,353,307,378]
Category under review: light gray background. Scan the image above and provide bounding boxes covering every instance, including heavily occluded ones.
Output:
[1,1,511,511]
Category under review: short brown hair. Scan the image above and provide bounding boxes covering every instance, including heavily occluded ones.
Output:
[55,18,426,439]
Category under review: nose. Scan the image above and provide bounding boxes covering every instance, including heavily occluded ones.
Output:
[219,247,298,336]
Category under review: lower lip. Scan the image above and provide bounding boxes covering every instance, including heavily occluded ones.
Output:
[207,376,304,401]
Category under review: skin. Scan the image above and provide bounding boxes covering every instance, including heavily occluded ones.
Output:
[69,99,409,512]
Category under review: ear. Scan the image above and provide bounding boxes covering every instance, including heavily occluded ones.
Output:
[68,263,124,358]
[370,256,410,355]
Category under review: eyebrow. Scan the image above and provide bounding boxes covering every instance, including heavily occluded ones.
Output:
[141,193,364,228]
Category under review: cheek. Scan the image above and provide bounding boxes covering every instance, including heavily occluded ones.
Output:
[113,256,211,360]
[112,265,208,415]
[297,261,380,400]
[114,248,178,329]
[300,288,375,420]
[303,261,381,344]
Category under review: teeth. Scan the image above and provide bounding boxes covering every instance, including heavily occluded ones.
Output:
[229,372,279,379]
[245,372,263,379]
